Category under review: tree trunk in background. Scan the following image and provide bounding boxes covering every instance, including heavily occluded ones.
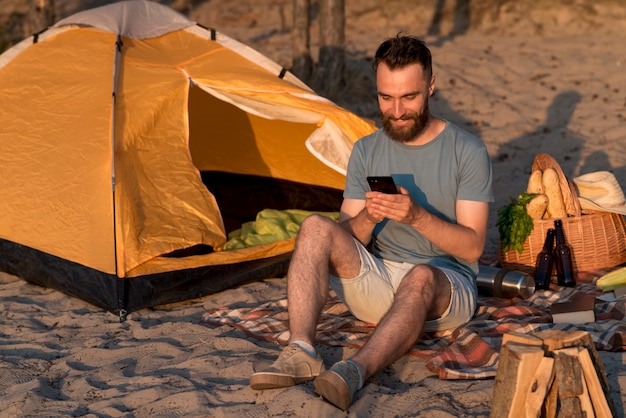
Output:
[312,0,345,98]
[24,0,56,37]
[292,0,313,82]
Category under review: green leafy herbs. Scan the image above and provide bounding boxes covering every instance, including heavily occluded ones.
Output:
[497,192,536,254]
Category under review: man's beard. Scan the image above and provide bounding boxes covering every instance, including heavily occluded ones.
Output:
[381,102,430,143]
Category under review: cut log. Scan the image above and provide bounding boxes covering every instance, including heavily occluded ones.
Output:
[556,347,596,417]
[502,331,544,348]
[578,347,613,418]
[525,356,555,418]
[554,351,588,418]
[544,368,559,418]
[557,397,584,418]
[535,329,615,415]
[494,330,616,418]
[578,364,595,418]
[490,342,546,418]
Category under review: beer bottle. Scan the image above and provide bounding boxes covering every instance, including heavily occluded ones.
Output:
[534,228,555,290]
[554,220,576,287]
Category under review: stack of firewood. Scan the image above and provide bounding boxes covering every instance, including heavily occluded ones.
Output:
[490,330,616,418]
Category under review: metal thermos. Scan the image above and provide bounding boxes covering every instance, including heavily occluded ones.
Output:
[476,266,535,299]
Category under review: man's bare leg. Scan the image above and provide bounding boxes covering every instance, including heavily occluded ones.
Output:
[351,265,451,379]
[249,214,362,389]
[314,265,451,410]
[286,214,362,345]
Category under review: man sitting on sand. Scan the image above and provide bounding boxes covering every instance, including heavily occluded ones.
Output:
[249,35,493,411]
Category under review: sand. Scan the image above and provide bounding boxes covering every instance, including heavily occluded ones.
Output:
[1,0,625,416]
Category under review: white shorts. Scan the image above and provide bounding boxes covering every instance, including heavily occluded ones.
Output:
[329,239,477,332]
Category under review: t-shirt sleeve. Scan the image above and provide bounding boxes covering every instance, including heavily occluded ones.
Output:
[343,139,370,200]
[457,139,494,203]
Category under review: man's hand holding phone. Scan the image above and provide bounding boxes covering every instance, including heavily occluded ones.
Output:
[364,176,401,223]
[364,176,421,226]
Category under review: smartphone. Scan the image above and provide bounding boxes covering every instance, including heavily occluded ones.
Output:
[367,176,398,194]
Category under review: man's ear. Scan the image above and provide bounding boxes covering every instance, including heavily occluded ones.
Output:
[429,75,436,96]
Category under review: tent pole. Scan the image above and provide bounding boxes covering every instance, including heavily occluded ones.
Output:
[111,33,128,322]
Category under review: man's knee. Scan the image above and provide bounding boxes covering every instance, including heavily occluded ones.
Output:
[402,264,441,289]
[402,265,452,320]
[299,214,340,238]
[401,265,450,302]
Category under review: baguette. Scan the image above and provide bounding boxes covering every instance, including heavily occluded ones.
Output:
[526,193,548,219]
[542,168,567,219]
[527,170,544,194]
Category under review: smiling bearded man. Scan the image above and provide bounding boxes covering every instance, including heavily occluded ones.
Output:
[248,35,494,412]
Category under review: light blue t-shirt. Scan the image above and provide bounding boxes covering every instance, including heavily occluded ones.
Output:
[344,121,494,277]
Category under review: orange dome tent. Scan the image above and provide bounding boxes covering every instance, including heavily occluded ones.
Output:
[0,0,375,319]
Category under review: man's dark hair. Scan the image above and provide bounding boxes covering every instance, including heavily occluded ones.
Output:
[372,35,432,79]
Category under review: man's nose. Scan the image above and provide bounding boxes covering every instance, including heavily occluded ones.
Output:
[390,100,406,119]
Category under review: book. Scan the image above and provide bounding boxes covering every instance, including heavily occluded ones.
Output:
[550,293,596,324]
[614,285,626,299]
[597,285,626,302]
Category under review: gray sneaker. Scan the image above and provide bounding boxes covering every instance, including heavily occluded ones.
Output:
[314,360,361,411]
[249,343,325,390]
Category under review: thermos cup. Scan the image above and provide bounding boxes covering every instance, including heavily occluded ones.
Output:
[476,265,535,299]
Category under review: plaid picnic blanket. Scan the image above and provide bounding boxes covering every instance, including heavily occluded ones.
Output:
[200,268,626,380]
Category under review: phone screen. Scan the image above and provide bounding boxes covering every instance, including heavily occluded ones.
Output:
[367,176,398,194]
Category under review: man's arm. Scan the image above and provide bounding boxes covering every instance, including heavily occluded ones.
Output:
[338,194,385,246]
[417,199,488,263]
[364,187,489,263]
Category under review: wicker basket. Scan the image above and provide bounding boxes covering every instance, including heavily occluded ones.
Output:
[499,154,626,274]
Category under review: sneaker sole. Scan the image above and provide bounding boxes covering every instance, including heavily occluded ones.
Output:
[250,372,313,390]
[314,370,352,411]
